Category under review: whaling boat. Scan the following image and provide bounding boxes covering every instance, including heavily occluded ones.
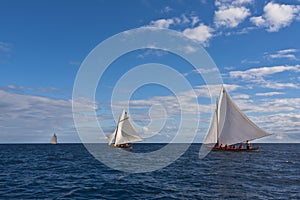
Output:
[107,109,143,148]
[205,85,271,151]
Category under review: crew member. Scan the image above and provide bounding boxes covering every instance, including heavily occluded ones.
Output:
[246,140,250,150]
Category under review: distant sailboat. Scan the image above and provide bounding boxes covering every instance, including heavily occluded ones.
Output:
[50,133,58,144]
[107,109,143,148]
[205,85,271,151]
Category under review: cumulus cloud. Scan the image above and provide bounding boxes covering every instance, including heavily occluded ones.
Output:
[182,23,214,45]
[250,2,300,32]
[149,16,214,46]
[214,6,251,28]
[214,0,253,28]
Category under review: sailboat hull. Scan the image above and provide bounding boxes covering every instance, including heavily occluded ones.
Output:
[211,146,259,151]
[110,144,133,149]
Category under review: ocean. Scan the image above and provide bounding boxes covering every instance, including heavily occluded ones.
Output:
[0,144,299,199]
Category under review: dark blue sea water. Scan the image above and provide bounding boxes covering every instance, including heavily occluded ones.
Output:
[0,144,299,199]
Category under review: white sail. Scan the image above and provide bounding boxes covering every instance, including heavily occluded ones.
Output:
[107,109,143,145]
[204,110,218,144]
[50,133,57,144]
[204,88,224,144]
[107,128,116,145]
[205,86,270,145]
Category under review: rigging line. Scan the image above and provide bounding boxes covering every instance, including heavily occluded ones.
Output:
[118,117,129,123]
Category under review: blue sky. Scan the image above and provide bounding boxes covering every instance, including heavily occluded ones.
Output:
[1,0,300,143]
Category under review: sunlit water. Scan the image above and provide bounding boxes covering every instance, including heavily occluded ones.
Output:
[0,144,299,199]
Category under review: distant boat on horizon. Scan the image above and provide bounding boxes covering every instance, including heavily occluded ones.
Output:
[107,109,143,148]
[205,85,271,151]
[50,133,58,144]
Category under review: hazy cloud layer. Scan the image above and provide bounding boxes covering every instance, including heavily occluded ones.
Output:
[230,65,300,89]
[0,88,97,143]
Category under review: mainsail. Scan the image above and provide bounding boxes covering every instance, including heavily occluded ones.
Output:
[108,109,143,145]
[50,133,58,144]
[204,86,270,146]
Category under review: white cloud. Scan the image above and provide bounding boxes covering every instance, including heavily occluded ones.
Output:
[184,67,220,77]
[229,93,300,116]
[194,84,240,98]
[191,16,200,27]
[269,54,296,60]
[149,15,193,29]
[148,15,213,45]
[277,49,298,54]
[233,94,250,99]
[256,92,284,96]
[149,18,174,28]
[181,14,190,24]
[182,23,214,45]
[267,48,298,60]
[215,0,253,8]
[230,65,300,89]
[137,49,168,59]
[214,6,251,28]
[230,65,300,80]
[233,26,256,35]
[183,45,197,53]
[250,16,265,26]
[263,82,299,89]
[214,0,253,28]
[250,2,300,32]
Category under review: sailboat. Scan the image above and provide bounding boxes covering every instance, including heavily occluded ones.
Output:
[205,85,271,151]
[107,109,143,148]
[50,133,58,144]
